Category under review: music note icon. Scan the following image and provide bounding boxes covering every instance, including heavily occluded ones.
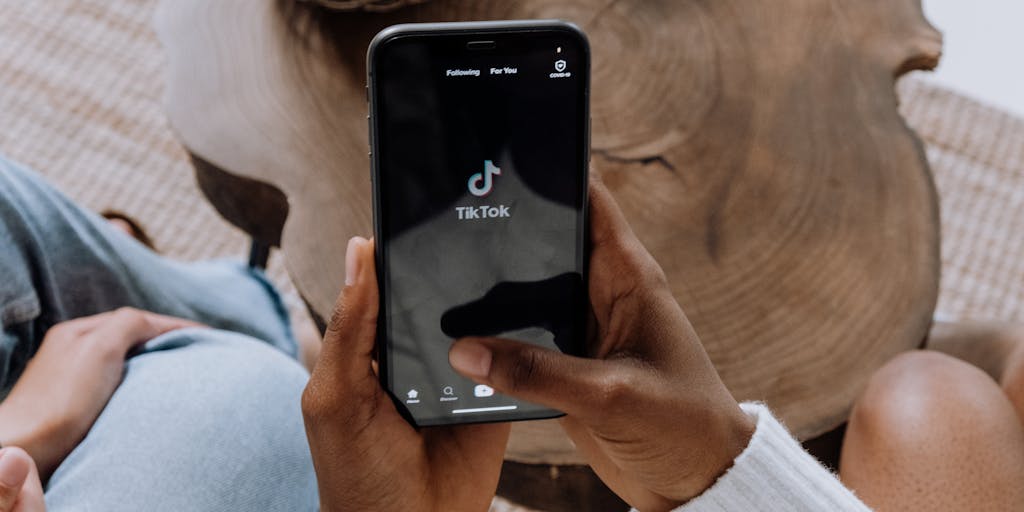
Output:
[468,160,502,197]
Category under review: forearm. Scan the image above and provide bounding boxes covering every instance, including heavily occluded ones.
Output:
[659,403,871,512]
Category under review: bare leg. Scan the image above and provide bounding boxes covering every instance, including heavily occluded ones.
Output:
[929,321,1024,424]
[998,330,1024,425]
[840,351,1024,511]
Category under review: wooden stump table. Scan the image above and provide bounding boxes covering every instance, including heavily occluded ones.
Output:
[156,0,942,509]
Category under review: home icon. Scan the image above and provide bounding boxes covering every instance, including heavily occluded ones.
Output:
[407,389,419,399]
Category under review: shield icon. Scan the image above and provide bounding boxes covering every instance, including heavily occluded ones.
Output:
[554,59,567,72]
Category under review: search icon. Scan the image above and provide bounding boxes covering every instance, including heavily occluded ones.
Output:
[442,386,454,396]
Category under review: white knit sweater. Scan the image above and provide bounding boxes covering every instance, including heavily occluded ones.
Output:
[645,403,872,511]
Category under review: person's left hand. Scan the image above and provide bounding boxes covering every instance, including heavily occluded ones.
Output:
[0,308,201,479]
[302,237,511,512]
[0,447,45,512]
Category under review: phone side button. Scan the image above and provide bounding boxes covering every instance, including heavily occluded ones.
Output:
[587,115,592,163]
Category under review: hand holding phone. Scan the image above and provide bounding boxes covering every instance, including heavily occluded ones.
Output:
[448,179,757,509]
[303,19,753,512]
[302,180,757,512]
[302,237,510,512]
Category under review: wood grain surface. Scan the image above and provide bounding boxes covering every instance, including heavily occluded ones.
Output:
[157,0,942,464]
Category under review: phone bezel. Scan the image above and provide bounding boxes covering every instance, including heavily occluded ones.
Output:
[367,20,591,427]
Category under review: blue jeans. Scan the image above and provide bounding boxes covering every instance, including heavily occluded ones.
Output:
[0,156,318,510]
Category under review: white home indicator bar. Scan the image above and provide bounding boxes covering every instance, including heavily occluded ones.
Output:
[452,405,518,414]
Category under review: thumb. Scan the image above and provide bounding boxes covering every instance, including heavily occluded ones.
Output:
[449,337,618,418]
[311,236,379,392]
[0,448,31,511]
[0,448,42,512]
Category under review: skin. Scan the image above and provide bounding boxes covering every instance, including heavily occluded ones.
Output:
[0,448,43,512]
[303,179,756,512]
[1002,337,1024,421]
[927,320,1024,420]
[0,308,198,511]
[0,308,200,479]
[301,236,511,512]
[841,350,1024,511]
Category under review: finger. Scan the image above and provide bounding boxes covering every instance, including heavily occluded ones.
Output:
[586,176,673,340]
[54,309,201,342]
[136,311,204,336]
[101,308,201,352]
[15,450,43,512]
[314,237,379,389]
[449,336,623,418]
[588,176,641,252]
[49,311,117,338]
[0,448,31,511]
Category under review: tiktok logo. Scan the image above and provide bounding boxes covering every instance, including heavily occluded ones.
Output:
[467,160,501,197]
[457,160,511,221]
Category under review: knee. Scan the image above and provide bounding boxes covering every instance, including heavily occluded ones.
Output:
[849,351,1005,445]
[1000,329,1024,412]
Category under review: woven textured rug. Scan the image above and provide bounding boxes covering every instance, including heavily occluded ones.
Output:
[0,0,310,316]
[897,79,1024,321]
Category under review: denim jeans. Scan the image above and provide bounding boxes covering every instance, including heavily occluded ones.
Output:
[0,156,318,510]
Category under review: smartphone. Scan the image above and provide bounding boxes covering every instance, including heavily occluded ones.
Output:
[368,20,590,427]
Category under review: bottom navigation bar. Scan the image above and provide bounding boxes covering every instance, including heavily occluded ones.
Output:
[451,405,518,414]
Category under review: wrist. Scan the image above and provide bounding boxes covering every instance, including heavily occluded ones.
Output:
[722,403,758,463]
[702,402,757,494]
[662,400,757,504]
[0,403,29,447]
[0,404,58,475]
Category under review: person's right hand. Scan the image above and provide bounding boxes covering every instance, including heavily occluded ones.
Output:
[0,308,200,479]
[448,178,756,511]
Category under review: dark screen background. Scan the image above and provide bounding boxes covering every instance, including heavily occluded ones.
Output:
[372,29,588,425]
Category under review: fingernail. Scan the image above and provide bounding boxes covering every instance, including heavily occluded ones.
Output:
[345,237,364,286]
[449,340,492,379]
[0,449,28,488]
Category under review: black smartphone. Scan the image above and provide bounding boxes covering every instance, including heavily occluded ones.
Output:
[368,20,590,427]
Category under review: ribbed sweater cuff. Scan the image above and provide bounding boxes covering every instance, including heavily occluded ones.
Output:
[663,403,871,512]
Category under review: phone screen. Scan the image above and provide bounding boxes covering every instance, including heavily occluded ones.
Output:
[370,25,589,425]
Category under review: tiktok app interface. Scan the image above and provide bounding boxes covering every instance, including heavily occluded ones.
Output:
[374,33,587,424]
